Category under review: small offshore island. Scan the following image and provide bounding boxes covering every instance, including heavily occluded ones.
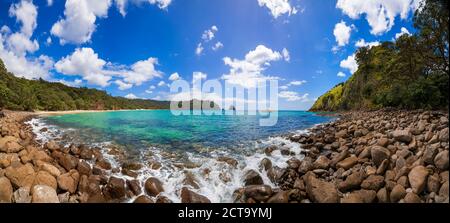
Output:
[1,0,449,204]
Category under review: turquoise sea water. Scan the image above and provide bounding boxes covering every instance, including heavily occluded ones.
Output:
[41,110,334,152]
[33,110,335,202]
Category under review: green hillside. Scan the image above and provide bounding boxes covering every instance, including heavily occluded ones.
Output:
[310,0,449,111]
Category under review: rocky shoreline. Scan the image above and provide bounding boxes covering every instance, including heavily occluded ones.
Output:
[0,110,171,203]
[1,109,449,203]
[233,109,449,203]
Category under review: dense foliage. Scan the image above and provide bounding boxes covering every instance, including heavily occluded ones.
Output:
[311,0,449,111]
[0,60,170,111]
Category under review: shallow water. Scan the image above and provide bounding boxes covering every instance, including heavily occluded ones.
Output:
[29,110,335,202]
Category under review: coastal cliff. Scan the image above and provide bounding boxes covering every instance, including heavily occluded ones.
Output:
[310,0,449,112]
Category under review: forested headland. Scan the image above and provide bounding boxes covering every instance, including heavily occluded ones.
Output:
[310,0,449,111]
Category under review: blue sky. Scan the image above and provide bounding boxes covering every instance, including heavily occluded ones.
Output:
[0,0,420,110]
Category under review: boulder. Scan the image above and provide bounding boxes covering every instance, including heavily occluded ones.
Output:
[77,160,92,176]
[341,190,376,203]
[0,136,21,153]
[304,172,339,203]
[57,170,80,193]
[336,156,358,170]
[40,163,61,178]
[217,157,238,167]
[259,158,272,171]
[244,185,273,202]
[57,154,78,171]
[31,185,59,203]
[0,141,22,153]
[127,179,142,196]
[33,171,57,190]
[313,156,331,169]
[371,146,390,167]
[358,147,371,159]
[287,158,301,169]
[422,146,438,165]
[96,158,112,170]
[427,174,441,193]
[267,166,284,183]
[122,162,143,171]
[180,187,211,203]
[335,129,348,138]
[434,151,449,170]
[30,150,52,163]
[390,184,406,202]
[0,153,19,168]
[298,157,314,173]
[44,140,60,151]
[104,176,126,199]
[243,170,263,186]
[144,177,164,197]
[267,191,289,203]
[361,175,385,191]
[5,163,36,188]
[330,150,349,167]
[439,181,448,198]
[156,195,173,203]
[13,187,31,203]
[376,159,389,175]
[377,138,389,147]
[338,170,364,192]
[403,192,422,203]
[133,195,154,203]
[393,130,412,143]
[408,165,429,194]
[0,177,13,203]
[79,147,94,160]
[439,128,449,142]
[376,187,389,203]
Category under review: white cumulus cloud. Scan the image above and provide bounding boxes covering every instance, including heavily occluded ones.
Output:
[55,47,163,88]
[355,39,380,48]
[337,71,346,77]
[333,21,353,47]
[336,0,422,35]
[340,54,358,74]
[115,79,133,90]
[282,48,290,62]
[115,0,172,16]
[124,93,138,99]
[395,27,411,39]
[158,80,166,87]
[202,25,218,42]
[212,42,224,51]
[279,91,310,102]
[0,1,53,80]
[51,0,112,45]
[195,43,204,56]
[222,45,285,88]
[257,0,297,19]
[288,80,306,86]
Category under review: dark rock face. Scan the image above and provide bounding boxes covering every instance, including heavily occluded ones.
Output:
[103,176,126,200]
[243,185,273,202]
[144,177,164,197]
[180,187,211,203]
[243,170,263,186]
